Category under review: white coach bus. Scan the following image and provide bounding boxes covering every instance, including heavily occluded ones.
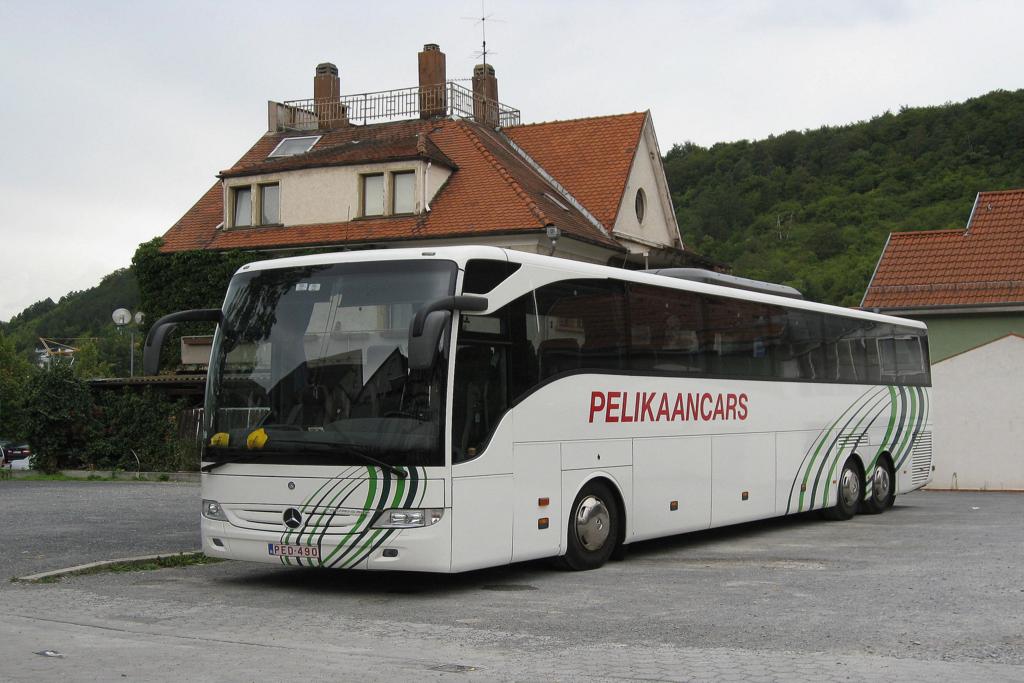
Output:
[144,246,932,572]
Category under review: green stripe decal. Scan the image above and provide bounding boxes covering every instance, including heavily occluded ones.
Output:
[820,391,890,508]
[786,384,929,514]
[319,466,380,569]
[893,385,918,468]
[339,471,407,569]
[796,387,876,511]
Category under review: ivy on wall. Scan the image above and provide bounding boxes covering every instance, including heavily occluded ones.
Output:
[131,238,268,371]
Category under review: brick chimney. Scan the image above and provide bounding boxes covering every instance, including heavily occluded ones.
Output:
[313,62,347,129]
[418,44,447,119]
[472,63,499,127]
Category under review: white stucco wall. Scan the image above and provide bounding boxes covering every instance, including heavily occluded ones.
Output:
[224,161,452,227]
[612,115,681,254]
[928,334,1024,490]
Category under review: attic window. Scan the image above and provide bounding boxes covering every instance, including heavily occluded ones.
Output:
[635,188,647,224]
[268,135,321,158]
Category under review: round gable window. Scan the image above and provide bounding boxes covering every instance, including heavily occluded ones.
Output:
[635,188,646,224]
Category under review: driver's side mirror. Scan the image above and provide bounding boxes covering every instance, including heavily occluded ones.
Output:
[407,295,488,371]
[408,310,451,371]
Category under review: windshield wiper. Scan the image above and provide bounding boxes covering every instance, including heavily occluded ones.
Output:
[201,440,405,479]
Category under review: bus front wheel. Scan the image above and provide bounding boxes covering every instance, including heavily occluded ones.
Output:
[560,481,620,571]
[822,457,861,521]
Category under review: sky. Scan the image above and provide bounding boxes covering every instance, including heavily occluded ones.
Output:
[1,0,1023,321]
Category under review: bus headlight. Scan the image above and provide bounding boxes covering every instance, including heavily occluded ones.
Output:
[372,508,444,528]
[202,499,227,521]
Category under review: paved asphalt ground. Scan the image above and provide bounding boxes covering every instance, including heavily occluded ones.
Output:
[0,481,1021,681]
[0,480,200,578]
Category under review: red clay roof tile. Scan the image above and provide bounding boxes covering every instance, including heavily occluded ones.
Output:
[161,116,627,254]
[862,189,1024,308]
[503,112,647,230]
[159,114,630,255]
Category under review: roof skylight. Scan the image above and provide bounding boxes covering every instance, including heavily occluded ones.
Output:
[268,135,321,158]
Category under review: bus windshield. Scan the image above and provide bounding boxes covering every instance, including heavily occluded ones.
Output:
[205,259,456,468]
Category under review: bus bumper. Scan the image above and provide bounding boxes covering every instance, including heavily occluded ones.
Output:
[201,513,452,572]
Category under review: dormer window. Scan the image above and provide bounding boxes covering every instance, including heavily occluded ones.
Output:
[260,183,280,224]
[232,186,252,227]
[361,174,385,217]
[392,171,415,214]
[229,182,280,227]
[268,135,321,158]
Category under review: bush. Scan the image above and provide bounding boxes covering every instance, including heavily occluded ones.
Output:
[23,364,92,472]
[20,364,198,473]
[0,330,33,441]
[89,388,189,471]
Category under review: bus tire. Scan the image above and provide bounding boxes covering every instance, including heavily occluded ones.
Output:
[560,480,619,571]
[862,455,895,515]
[822,457,861,521]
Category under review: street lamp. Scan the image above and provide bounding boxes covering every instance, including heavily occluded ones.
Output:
[112,308,145,377]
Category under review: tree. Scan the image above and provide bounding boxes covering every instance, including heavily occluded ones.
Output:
[0,330,33,440]
[22,363,92,472]
[663,88,1024,304]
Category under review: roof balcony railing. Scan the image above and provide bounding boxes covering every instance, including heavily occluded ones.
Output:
[279,82,520,130]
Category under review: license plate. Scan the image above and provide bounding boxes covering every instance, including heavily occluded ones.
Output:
[268,543,319,559]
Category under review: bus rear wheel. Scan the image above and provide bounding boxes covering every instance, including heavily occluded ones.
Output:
[560,481,619,571]
[862,456,895,514]
[822,457,861,521]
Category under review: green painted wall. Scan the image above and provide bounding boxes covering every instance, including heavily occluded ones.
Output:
[909,313,1024,362]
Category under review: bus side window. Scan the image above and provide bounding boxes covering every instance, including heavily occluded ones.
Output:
[532,280,627,374]
[626,283,704,373]
[704,297,777,378]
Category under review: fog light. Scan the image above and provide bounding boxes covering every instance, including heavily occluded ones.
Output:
[372,508,444,528]
[202,499,227,521]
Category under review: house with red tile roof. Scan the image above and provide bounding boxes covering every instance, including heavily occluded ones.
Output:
[161,45,710,271]
[862,188,1024,361]
[862,188,1024,490]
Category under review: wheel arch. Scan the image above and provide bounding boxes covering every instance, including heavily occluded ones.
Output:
[563,472,629,554]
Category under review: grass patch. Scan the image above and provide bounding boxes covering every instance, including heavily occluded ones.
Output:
[20,552,222,583]
[101,553,220,573]
[4,473,120,482]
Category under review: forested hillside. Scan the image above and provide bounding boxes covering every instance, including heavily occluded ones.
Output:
[1,268,140,374]
[664,88,1024,306]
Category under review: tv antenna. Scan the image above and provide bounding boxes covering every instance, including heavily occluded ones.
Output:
[463,1,505,66]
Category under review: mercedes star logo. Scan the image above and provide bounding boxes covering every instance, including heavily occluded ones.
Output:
[283,508,303,529]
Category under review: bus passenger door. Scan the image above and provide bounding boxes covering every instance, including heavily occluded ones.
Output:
[511,442,562,562]
[632,436,711,542]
